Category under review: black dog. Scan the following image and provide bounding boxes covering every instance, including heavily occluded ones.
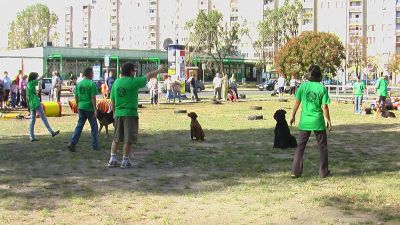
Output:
[273,109,297,149]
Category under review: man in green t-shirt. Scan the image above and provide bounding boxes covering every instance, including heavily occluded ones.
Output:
[375,72,388,111]
[290,65,332,178]
[67,67,99,152]
[108,63,164,169]
[353,75,366,114]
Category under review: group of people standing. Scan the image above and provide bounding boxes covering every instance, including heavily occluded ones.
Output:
[0,70,28,109]
[212,73,239,101]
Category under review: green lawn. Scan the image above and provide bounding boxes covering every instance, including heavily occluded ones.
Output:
[0,100,399,225]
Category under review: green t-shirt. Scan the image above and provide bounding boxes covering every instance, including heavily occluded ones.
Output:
[353,81,366,96]
[74,78,98,112]
[27,80,41,110]
[375,77,388,97]
[111,76,147,117]
[295,81,331,131]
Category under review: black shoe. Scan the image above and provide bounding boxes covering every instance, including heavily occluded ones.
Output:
[321,170,331,178]
[30,139,39,142]
[67,143,76,152]
[52,130,60,137]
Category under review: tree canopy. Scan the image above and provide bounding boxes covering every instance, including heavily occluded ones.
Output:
[185,10,241,73]
[8,3,58,49]
[274,31,345,78]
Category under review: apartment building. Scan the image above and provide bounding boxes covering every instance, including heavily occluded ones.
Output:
[396,0,400,53]
[64,0,398,66]
[65,6,73,47]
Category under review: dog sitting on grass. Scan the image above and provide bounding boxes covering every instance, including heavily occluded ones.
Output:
[375,107,396,118]
[273,109,297,149]
[188,112,205,140]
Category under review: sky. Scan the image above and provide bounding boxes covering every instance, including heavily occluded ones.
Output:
[0,0,86,49]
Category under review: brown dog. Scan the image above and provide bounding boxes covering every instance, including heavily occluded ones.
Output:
[188,112,205,140]
[375,108,396,118]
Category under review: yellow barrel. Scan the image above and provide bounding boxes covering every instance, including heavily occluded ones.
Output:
[0,113,22,119]
[41,102,62,117]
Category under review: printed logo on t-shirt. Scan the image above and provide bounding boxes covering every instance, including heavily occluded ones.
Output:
[79,86,89,95]
[306,91,317,103]
[117,87,127,97]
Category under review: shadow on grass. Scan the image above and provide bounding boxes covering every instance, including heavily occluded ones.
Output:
[0,123,399,212]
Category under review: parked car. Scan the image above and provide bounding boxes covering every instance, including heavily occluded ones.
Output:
[41,78,52,95]
[257,80,276,91]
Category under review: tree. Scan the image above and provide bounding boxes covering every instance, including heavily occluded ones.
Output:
[8,3,58,49]
[347,36,368,76]
[257,0,304,66]
[185,10,241,73]
[274,31,345,78]
[388,54,400,83]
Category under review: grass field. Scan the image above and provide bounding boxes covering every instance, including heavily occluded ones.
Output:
[0,99,399,225]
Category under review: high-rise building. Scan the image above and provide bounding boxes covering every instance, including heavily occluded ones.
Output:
[63,0,398,67]
[82,4,91,48]
[65,6,73,47]
[110,0,120,49]
[396,0,400,53]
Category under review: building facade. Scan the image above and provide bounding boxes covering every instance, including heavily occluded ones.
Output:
[63,0,398,70]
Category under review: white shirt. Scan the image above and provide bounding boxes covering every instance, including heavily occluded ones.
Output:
[277,77,285,88]
[290,78,297,87]
[52,76,60,88]
[213,77,222,88]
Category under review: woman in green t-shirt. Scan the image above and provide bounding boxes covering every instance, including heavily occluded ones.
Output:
[27,72,60,142]
[290,65,332,178]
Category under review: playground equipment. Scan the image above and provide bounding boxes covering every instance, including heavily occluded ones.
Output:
[41,102,62,117]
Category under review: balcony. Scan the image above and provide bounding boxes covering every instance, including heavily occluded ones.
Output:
[349,18,362,25]
[397,4,400,11]
[397,17,400,24]
[349,6,362,12]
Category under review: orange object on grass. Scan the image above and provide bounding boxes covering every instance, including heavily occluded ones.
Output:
[97,99,112,113]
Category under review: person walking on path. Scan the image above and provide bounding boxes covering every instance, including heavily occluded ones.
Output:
[20,75,28,107]
[222,74,228,100]
[164,75,174,103]
[3,71,11,107]
[353,75,366,114]
[149,77,159,106]
[229,73,239,99]
[190,72,200,102]
[67,67,99,152]
[51,71,61,102]
[108,63,164,168]
[277,74,286,98]
[173,78,182,103]
[26,72,60,142]
[289,76,298,96]
[213,73,222,100]
[290,65,332,178]
[375,72,388,111]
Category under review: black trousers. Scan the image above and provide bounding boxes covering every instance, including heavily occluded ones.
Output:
[292,130,329,177]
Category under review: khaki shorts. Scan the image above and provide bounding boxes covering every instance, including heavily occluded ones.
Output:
[114,116,139,144]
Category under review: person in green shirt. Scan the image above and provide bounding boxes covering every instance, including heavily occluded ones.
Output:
[353,75,366,114]
[108,63,164,169]
[375,72,388,111]
[67,67,99,152]
[27,72,60,142]
[290,65,332,178]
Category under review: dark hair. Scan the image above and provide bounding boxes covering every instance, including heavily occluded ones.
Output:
[356,75,360,80]
[308,65,322,82]
[28,72,39,82]
[84,67,93,77]
[122,63,135,76]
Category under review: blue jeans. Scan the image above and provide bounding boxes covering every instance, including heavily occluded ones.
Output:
[30,105,55,140]
[11,92,17,108]
[354,96,363,114]
[70,109,99,149]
